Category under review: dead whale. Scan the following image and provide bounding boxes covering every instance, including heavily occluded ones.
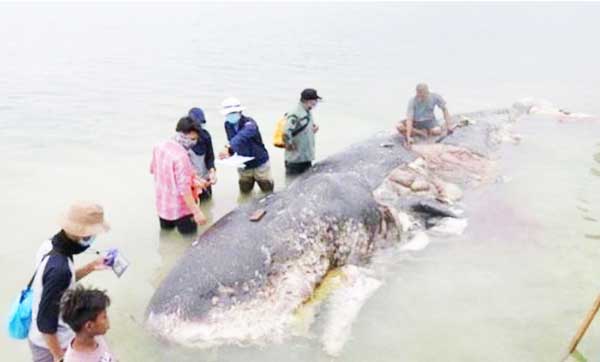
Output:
[145,108,514,347]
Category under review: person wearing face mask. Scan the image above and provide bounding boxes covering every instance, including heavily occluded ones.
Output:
[284,89,322,175]
[187,107,217,202]
[28,201,110,362]
[150,116,208,234]
[218,97,274,194]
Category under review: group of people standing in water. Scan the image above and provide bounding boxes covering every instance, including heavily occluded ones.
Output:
[149,84,451,236]
[20,83,451,362]
[149,88,324,235]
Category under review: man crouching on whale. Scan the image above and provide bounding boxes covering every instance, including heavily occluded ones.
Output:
[396,83,452,147]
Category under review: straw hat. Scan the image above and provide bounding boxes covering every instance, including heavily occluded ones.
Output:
[58,201,110,237]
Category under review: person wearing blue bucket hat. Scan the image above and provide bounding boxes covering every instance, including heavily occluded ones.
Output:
[187,107,217,202]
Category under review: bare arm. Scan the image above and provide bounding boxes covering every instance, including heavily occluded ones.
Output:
[405,98,415,144]
[183,190,206,225]
[75,258,104,281]
[406,117,414,143]
[208,168,217,185]
[443,108,452,131]
[174,157,207,225]
[42,333,64,362]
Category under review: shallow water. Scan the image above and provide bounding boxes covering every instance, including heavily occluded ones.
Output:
[1,3,600,361]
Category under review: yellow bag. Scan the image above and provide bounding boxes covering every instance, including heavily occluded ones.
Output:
[273,115,286,148]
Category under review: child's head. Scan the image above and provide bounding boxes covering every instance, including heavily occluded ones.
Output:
[60,285,111,336]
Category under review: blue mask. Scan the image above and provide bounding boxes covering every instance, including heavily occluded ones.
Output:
[225,112,241,124]
[79,235,97,247]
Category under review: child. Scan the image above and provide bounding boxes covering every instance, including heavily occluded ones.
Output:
[60,286,116,362]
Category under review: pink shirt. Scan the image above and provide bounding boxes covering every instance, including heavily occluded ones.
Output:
[64,336,116,362]
[150,140,196,220]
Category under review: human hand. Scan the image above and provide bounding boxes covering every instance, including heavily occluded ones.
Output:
[194,177,210,190]
[193,210,207,225]
[313,124,319,133]
[285,141,297,151]
[92,257,110,271]
[218,148,230,160]
[404,137,413,149]
[208,172,217,185]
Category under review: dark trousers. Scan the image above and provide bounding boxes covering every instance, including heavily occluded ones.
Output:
[159,215,197,234]
[285,161,312,175]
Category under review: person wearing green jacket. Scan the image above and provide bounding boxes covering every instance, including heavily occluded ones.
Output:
[283,88,322,175]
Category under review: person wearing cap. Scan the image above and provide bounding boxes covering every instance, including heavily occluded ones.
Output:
[283,88,322,175]
[187,107,217,202]
[150,116,208,234]
[396,83,452,148]
[28,201,110,362]
[218,97,274,194]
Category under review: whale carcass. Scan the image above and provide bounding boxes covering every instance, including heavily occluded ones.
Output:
[145,108,513,347]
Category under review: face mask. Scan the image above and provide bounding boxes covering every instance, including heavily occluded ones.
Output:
[304,101,318,111]
[69,242,91,255]
[79,235,97,247]
[225,112,241,124]
[174,132,197,150]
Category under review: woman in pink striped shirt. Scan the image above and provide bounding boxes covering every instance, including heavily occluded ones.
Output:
[150,117,208,234]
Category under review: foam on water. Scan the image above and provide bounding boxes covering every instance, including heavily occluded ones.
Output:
[399,231,431,252]
[514,97,599,121]
[428,217,469,237]
[319,265,383,357]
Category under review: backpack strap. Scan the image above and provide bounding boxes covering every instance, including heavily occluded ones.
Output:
[289,115,311,138]
[26,251,54,290]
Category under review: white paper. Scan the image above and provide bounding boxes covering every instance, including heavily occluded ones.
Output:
[112,252,130,278]
[216,154,255,169]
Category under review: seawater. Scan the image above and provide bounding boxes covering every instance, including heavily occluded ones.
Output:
[1,3,600,361]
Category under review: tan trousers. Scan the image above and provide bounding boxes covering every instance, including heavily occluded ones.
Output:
[238,161,274,193]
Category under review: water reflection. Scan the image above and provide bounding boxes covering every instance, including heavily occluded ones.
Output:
[150,199,216,287]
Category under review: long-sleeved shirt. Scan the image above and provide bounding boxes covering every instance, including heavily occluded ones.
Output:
[189,129,215,179]
[150,139,196,220]
[29,231,76,349]
[284,102,316,163]
[224,115,269,169]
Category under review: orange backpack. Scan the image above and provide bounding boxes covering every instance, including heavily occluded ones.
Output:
[273,115,286,148]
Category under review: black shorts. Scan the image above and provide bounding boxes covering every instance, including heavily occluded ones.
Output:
[414,119,439,130]
[159,215,197,234]
[285,161,312,175]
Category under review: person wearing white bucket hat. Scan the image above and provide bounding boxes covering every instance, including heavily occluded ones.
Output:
[219,96,246,116]
[28,201,111,362]
[218,97,274,194]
